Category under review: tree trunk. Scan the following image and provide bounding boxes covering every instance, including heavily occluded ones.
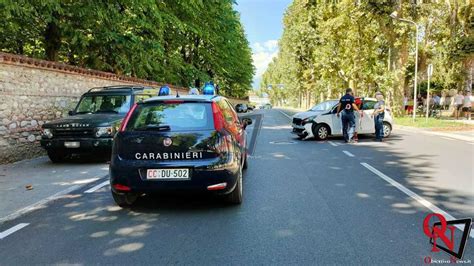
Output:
[44,12,61,61]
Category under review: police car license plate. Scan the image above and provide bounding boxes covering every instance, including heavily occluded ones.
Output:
[146,169,189,180]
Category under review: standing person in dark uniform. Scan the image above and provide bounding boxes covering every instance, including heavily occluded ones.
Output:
[336,88,361,143]
[372,91,385,142]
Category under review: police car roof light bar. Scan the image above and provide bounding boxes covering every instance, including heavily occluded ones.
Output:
[202,84,216,95]
[158,86,170,96]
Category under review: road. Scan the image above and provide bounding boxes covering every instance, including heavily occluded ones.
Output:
[0,109,472,264]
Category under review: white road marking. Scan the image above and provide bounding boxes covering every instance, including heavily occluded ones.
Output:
[0,174,108,225]
[0,223,29,240]
[397,127,474,142]
[278,110,292,119]
[328,141,338,147]
[441,137,456,141]
[0,185,80,224]
[360,162,474,238]
[342,150,355,157]
[84,180,109,193]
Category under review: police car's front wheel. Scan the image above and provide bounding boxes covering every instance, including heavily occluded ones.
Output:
[313,124,330,141]
[112,190,138,208]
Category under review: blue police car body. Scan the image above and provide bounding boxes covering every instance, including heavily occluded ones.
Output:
[109,94,249,207]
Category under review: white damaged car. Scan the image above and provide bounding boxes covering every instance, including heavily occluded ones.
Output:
[291,98,393,140]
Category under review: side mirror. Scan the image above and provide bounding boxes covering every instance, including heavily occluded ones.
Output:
[241,118,252,129]
[235,105,247,113]
[68,110,75,116]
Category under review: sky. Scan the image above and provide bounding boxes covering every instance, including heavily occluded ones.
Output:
[234,0,292,88]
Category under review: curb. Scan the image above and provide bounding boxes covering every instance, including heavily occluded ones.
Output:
[395,125,473,142]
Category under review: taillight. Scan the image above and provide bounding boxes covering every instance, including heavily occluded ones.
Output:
[213,135,231,154]
[113,184,131,191]
[212,102,225,132]
[119,103,138,132]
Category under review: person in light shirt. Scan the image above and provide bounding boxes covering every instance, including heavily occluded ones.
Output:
[462,91,472,120]
[454,91,464,120]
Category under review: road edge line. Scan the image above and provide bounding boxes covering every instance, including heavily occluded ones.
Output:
[84,180,110,193]
[0,175,108,225]
[278,110,292,119]
[0,223,29,240]
[395,126,473,142]
[360,162,474,238]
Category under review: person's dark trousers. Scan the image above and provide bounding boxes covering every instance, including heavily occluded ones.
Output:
[374,114,384,140]
[341,111,355,142]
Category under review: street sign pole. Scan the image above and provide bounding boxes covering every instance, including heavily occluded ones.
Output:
[426,64,433,121]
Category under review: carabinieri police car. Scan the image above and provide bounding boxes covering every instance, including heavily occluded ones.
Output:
[109,85,251,207]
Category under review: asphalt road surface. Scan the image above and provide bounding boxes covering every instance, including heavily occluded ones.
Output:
[0,109,472,265]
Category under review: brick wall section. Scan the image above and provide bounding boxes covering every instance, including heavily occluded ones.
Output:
[0,53,247,163]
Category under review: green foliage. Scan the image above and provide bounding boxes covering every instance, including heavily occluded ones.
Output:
[262,0,473,113]
[0,0,254,98]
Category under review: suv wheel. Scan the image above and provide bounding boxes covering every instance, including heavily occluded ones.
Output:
[112,190,138,208]
[383,122,392,138]
[226,167,243,204]
[47,150,67,163]
[313,124,329,140]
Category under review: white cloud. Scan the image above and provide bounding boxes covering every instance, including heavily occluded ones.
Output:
[251,40,279,87]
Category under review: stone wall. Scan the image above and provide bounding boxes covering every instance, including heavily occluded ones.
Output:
[0,53,247,164]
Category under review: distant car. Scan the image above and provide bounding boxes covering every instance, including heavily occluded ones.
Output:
[291,98,393,140]
[260,103,272,109]
[40,86,159,162]
[247,104,256,111]
[235,103,249,113]
[109,94,252,207]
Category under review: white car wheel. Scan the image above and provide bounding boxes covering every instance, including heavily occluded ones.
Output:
[383,122,392,138]
[313,124,329,140]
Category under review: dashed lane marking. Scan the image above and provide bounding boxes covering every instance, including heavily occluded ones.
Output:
[328,141,338,147]
[342,150,355,157]
[0,223,29,240]
[360,162,474,238]
[84,180,109,193]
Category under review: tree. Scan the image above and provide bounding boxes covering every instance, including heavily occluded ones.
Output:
[0,0,254,98]
[261,0,473,114]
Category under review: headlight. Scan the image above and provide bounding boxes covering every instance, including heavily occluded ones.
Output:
[302,116,316,124]
[95,126,114,137]
[41,128,53,139]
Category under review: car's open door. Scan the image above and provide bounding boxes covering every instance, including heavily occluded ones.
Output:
[360,100,376,133]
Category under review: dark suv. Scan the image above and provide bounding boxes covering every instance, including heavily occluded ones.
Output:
[40,85,158,162]
[109,94,251,207]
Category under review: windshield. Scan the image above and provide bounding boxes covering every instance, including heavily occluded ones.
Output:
[309,100,338,111]
[126,102,213,131]
[75,95,131,114]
